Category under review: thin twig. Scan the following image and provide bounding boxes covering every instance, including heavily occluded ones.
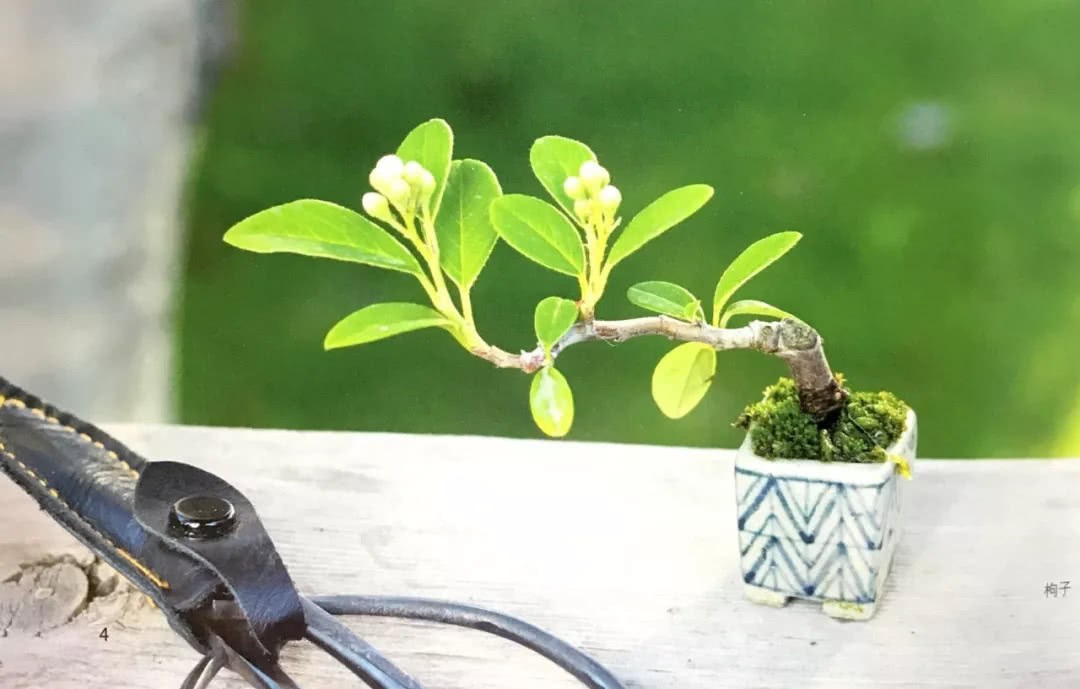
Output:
[470,316,847,420]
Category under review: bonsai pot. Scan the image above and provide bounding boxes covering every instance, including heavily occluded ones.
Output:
[734,408,917,621]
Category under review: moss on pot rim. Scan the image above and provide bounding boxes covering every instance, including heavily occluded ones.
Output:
[735,375,909,463]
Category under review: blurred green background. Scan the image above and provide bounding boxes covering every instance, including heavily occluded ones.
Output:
[178,0,1080,458]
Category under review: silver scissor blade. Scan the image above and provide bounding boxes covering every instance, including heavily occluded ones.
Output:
[310,595,627,689]
[301,597,425,689]
[206,633,300,689]
[180,650,223,689]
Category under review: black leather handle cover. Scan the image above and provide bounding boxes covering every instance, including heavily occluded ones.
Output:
[134,461,306,665]
[0,377,220,647]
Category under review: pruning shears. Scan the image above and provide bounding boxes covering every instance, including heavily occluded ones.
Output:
[0,376,627,689]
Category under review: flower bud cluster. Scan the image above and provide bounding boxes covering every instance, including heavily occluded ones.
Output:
[563,160,621,226]
[362,154,437,223]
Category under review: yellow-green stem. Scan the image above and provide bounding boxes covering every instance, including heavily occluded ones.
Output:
[459,286,475,325]
[403,213,462,323]
[578,215,615,317]
[415,273,440,306]
[422,234,461,317]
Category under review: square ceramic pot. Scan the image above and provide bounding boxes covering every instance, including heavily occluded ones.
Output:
[734,409,917,620]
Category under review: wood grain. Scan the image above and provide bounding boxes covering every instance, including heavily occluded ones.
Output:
[1,424,1078,688]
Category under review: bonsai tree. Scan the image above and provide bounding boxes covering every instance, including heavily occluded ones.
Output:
[224,119,910,475]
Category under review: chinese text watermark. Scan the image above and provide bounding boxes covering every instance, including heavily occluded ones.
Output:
[1044,581,1071,598]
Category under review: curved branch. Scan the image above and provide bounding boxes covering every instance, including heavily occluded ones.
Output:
[471,317,846,421]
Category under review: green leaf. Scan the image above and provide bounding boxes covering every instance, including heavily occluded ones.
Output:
[529,136,596,219]
[490,195,585,276]
[627,281,702,321]
[396,118,454,215]
[651,342,716,419]
[223,199,422,276]
[324,303,453,350]
[534,297,579,354]
[711,231,802,325]
[434,159,502,288]
[530,366,574,437]
[718,299,802,328]
[889,452,913,480]
[605,185,714,270]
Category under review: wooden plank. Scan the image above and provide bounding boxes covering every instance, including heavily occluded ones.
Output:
[1,424,1078,688]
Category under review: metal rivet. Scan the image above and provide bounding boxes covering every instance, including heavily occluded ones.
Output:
[169,495,237,539]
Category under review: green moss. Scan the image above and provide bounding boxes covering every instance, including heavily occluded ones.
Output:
[735,376,909,463]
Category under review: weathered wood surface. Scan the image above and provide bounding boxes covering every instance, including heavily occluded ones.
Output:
[1,424,1078,688]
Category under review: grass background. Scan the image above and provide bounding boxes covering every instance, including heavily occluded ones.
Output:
[179,0,1080,458]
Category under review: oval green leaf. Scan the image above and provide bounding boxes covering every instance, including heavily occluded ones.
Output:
[530,366,574,437]
[605,184,714,270]
[529,136,596,219]
[397,118,454,216]
[434,159,502,288]
[718,299,803,328]
[489,195,585,276]
[534,296,579,354]
[224,199,422,276]
[651,342,717,419]
[627,281,702,321]
[324,303,453,350]
[711,231,802,325]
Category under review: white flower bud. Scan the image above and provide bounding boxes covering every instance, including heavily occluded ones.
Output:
[574,198,592,222]
[368,170,386,194]
[375,154,405,178]
[402,160,427,186]
[578,160,609,193]
[362,192,393,223]
[369,155,406,197]
[368,170,393,197]
[418,169,437,200]
[385,178,412,208]
[563,176,586,200]
[597,185,622,213]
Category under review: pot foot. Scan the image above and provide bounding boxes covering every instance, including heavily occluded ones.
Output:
[744,585,790,608]
[822,599,876,621]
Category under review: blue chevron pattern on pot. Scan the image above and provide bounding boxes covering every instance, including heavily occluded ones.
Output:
[734,409,917,605]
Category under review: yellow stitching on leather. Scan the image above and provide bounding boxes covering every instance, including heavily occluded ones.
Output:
[14,459,49,489]
[0,440,171,590]
[1,397,140,479]
[116,549,171,589]
[103,449,136,475]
